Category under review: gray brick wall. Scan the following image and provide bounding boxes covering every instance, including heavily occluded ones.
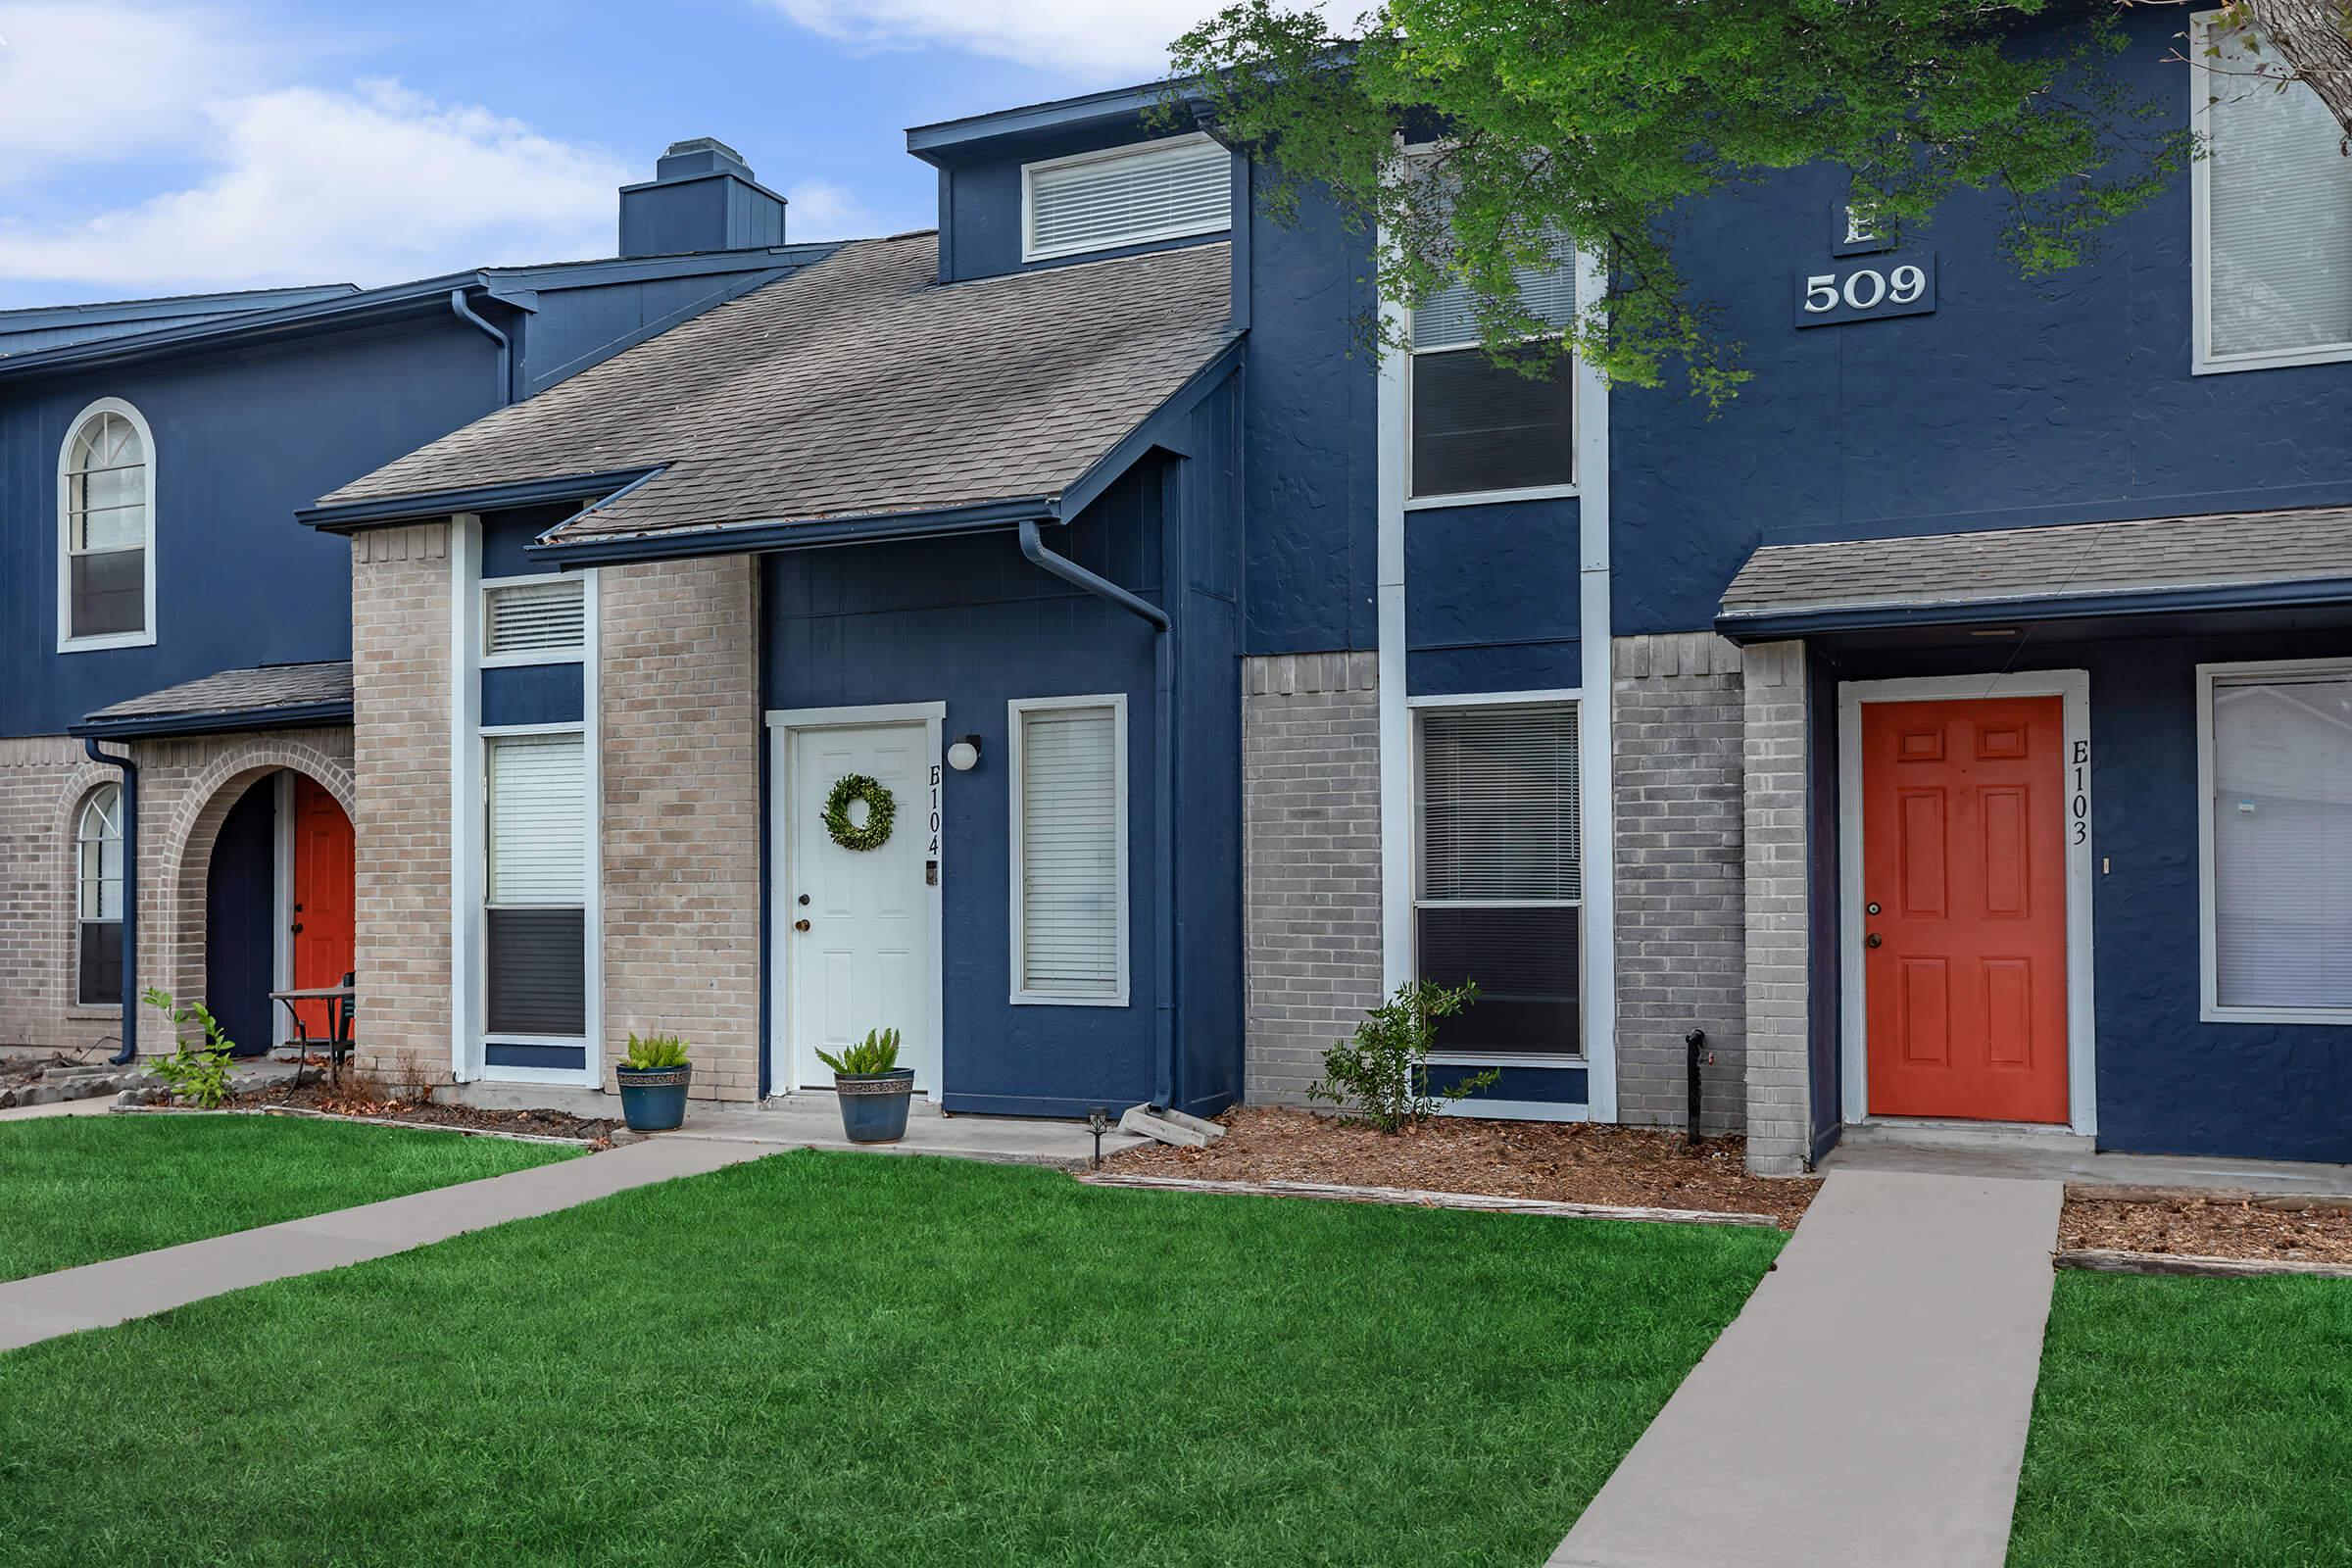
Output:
[1612,633,1747,1135]
[1741,640,1813,1175]
[1242,651,1383,1104]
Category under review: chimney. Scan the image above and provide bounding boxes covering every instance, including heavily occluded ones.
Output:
[616,138,788,259]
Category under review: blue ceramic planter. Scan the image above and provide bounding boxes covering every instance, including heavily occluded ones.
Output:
[835,1069,915,1143]
[616,1064,691,1132]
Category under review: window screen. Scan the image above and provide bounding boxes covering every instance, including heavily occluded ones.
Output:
[74,784,124,1007]
[485,579,586,658]
[2210,672,2352,1009]
[1408,230,1577,498]
[1015,703,1123,999]
[63,409,149,641]
[2202,19,2352,360]
[1417,705,1582,1054]
[1025,134,1231,261]
[485,732,586,1036]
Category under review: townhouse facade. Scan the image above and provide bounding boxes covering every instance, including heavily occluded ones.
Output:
[12,6,2352,1175]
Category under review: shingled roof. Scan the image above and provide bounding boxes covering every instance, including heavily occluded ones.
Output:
[74,662,354,739]
[1719,508,2352,631]
[312,232,1240,553]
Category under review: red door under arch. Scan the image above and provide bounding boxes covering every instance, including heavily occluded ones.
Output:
[289,777,355,1039]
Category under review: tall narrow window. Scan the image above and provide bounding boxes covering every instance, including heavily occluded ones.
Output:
[59,400,154,647]
[2194,13,2352,369]
[484,732,586,1036]
[1416,704,1582,1054]
[1408,229,1578,499]
[1009,697,1127,1004]
[2204,664,2352,1015]
[75,785,124,1006]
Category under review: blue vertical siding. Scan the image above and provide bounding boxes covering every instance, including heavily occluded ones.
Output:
[1404,497,1581,695]
[931,122,1235,284]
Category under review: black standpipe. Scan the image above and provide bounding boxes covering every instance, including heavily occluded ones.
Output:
[1685,1028,1707,1147]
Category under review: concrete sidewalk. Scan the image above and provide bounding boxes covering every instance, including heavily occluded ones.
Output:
[0,1137,765,1354]
[1550,1169,2062,1568]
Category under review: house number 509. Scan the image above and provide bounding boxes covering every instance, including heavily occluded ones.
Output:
[1791,253,1936,327]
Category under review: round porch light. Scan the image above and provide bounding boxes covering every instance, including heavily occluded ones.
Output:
[946,736,982,772]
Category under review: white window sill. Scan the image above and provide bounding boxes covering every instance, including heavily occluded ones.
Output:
[2201,1004,2352,1026]
[1008,991,1130,1008]
[58,630,155,655]
[2193,342,2352,375]
[1404,482,1580,512]
[1426,1051,1585,1069]
[478,650,586,670]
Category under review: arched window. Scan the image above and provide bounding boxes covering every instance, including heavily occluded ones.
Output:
[58,398,155,650]
[75,785,124,1005]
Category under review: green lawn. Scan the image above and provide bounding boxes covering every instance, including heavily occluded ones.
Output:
[0,1114,581,1282]
[0,1152,1779,1567]
[2011,1271,2352,1566]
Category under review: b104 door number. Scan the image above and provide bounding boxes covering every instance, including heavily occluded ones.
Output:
[1792,253,1936,327]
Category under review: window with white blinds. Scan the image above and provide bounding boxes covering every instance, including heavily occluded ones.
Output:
[2195,14,2352,368]
[1415,703,1583,1056]
[1408,226,1577,498]
[1010,698,1127,1004]
[484,578,586,659]
[486,733,585,906]
[2205,666,2352,1014]
[1023,133,1231,263]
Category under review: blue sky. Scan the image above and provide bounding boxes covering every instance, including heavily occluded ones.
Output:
[0,0,1223,308]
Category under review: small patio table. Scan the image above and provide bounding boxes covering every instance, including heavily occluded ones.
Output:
[270,981,356,1087]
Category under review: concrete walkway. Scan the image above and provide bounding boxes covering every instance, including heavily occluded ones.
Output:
[1550,1169,2062,1568]
[0,1136,765,1354]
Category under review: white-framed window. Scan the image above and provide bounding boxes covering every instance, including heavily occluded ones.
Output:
[75,784,124,1006]
[1007,694,1129,1005]
[57,397,156,651]
[1021,132,1232,263]
[482,576,586,662]
[1407,228,1579,505]
[1412,700,1583,1057]
[2191,10,2352,373]
[2199,659,2352,1021]
[483,729,588,1039]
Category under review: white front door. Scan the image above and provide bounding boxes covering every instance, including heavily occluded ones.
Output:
[785,720,936,1092]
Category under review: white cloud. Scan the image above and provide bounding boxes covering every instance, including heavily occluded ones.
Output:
[0,78,632,289]
[0,1,271,182]
[766,0,1218,77]
[785,178,899,240]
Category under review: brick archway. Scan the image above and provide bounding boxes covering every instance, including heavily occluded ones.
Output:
[159,737,358,1027]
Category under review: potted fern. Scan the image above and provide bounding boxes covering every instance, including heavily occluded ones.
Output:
[615,1032,692,1132]
[819,1027,913,1143]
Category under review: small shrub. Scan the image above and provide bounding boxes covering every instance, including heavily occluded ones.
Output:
[390,1054,440,1105]
[622,1033,690,1070]
[140,988,234,1109]
[1309,980,1497,1133]
[817,1027,901,1077]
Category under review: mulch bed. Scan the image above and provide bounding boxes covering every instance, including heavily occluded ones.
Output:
[227,1077,616,1145]
[1108,1106,1819,1228]
[0,1051,79,1088]
[2061,1192,2352,1266]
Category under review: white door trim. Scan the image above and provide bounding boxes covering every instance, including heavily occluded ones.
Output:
[765,703,946,1097]
[1837,670,2097,1139]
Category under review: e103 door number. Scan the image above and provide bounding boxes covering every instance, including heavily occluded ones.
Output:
[1792,253,1936,327]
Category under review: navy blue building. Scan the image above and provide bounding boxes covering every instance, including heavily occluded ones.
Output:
[26,6,2352,1173]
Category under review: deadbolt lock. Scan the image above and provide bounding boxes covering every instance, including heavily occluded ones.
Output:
[1866,901,1882,916]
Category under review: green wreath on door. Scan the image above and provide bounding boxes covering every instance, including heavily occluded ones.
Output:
[822,773,897,852]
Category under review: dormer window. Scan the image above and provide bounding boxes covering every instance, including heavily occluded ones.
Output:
[1021,133,1232,263]
[58,398,156,651]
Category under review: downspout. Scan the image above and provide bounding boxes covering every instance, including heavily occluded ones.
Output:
[82,740,139,1065]
[1017,518,1179,1109]
[449,288,513,405]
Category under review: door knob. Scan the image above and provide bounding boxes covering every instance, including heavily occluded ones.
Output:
[794,918,811,932]
[1866,932,1884,949]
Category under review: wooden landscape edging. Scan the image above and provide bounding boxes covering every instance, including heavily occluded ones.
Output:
[2064,1182,2352,1213]
[1076,1171,1783,1229]
[2054,1247,2352,1281]
[108,1102,604,1150]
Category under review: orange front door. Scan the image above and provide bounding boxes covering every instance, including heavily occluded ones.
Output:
[1861,697,2070,1124]
[289,777,355,1039]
